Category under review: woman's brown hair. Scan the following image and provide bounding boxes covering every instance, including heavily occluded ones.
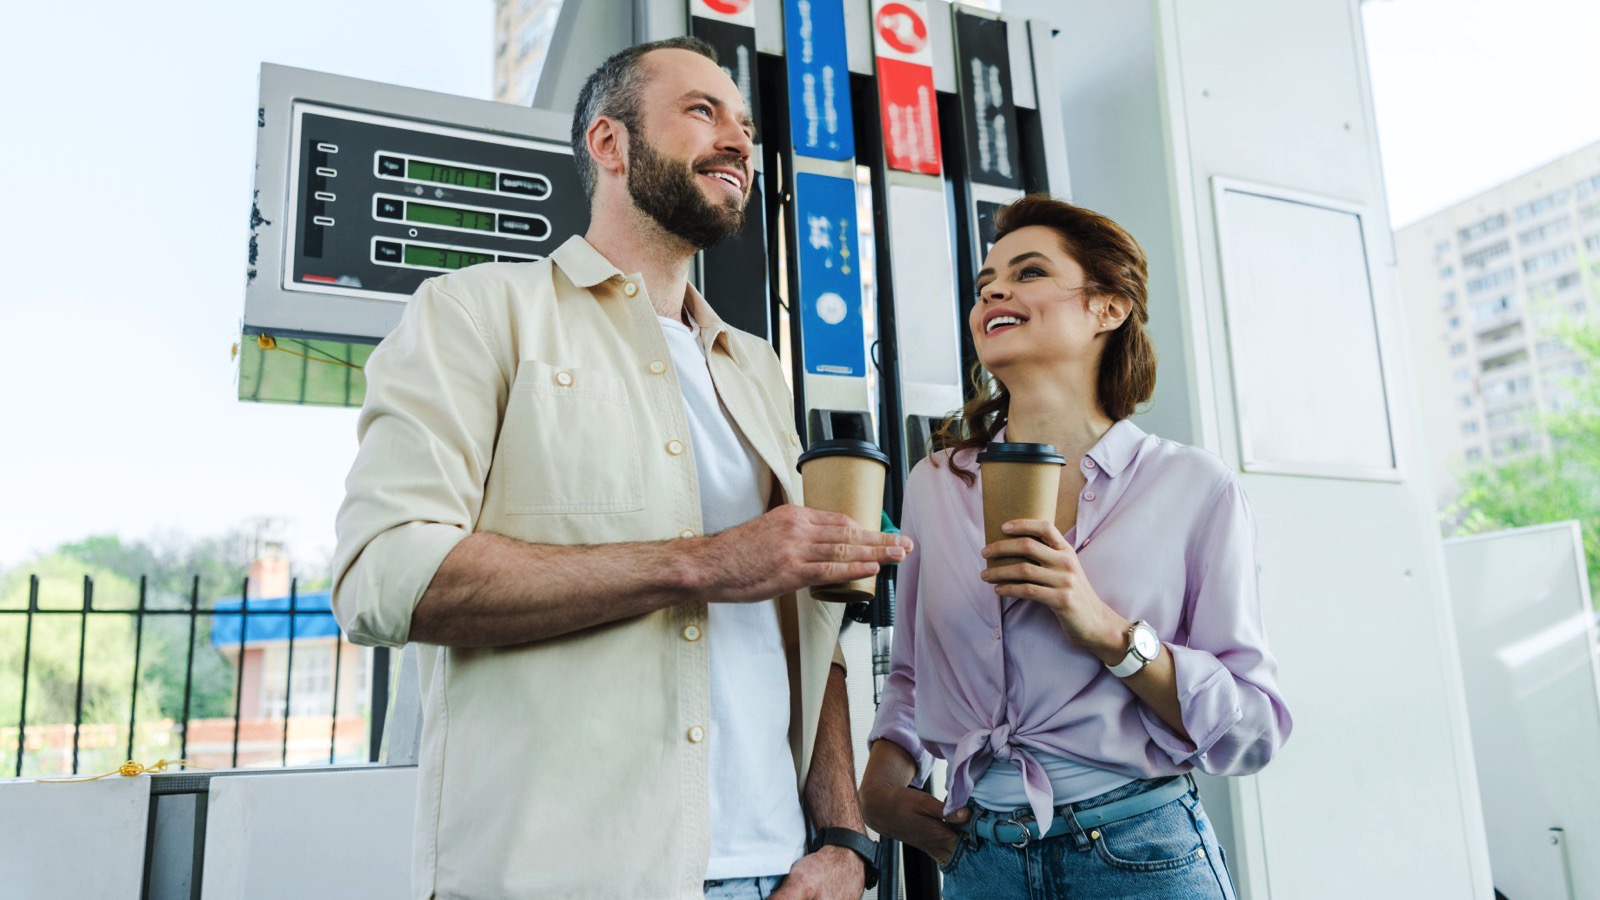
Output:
[932,195,1157,486]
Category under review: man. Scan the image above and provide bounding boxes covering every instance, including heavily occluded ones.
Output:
[332,37,908,899]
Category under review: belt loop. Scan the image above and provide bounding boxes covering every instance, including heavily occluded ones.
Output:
[1065,806,1093,852]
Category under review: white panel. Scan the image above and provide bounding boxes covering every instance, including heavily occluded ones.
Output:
[886,183,962,396]
[200,767,417,900]
[0,776,149,900]
[1212,180,1397,479]
[1444,523,1600,900]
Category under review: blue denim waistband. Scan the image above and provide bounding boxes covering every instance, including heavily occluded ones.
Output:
[956,774,1194,849]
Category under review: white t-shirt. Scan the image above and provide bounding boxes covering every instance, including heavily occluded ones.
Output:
[659,314,808,880]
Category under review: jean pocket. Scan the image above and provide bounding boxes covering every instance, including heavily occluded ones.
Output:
[937,837,968,875]
[1091,798,1208,873]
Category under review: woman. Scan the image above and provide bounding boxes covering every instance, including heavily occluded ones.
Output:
[860,195,1292,898]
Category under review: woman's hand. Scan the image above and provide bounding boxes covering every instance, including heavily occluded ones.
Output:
[980,519,1130,664]
[859,741,971,865]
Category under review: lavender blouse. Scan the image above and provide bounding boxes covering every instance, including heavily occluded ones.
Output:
[868,420,1293,831]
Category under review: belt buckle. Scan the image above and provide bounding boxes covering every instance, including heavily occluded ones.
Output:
[1000,816,1034,849]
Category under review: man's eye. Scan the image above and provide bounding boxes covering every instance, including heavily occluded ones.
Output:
[691,104,712,116]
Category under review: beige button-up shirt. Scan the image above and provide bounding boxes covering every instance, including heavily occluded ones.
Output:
[332,236,845,899]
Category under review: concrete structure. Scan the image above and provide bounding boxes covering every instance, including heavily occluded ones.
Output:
[1396,140,1600,504]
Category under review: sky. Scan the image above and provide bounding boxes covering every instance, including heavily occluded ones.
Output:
[2,0,1598,571]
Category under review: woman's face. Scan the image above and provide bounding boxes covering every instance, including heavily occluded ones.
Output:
[970,225,1115,375]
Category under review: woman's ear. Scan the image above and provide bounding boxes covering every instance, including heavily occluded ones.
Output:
[1093,296,1132,331]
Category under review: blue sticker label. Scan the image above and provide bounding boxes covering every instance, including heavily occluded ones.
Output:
[784,0,855,161]
[795,172,866,377]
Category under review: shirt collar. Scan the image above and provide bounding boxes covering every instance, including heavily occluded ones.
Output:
[550,235,731,353]
[991,418,1146,478]
[1085,418,1146,478]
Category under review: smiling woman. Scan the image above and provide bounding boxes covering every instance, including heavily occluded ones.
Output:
[859,195,1292,900]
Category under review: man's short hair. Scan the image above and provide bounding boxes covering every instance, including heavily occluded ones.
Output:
[568,36,719,198]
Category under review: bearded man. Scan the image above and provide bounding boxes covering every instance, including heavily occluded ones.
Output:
[331,37,906,900]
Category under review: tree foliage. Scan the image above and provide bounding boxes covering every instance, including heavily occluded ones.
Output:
[1445,322,1600,594]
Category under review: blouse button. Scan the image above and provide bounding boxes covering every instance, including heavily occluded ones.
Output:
[555,371,573,387]
[1083,491,1097,501]
[1083,457,1096,469]
[667,439,685,456]
[623,281,639,297]
[649,359,667,375]
[688,726,705,743]
[682,624,702,642]
[679,528,696,539]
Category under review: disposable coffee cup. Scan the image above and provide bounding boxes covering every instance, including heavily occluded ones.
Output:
[798,438,890,603]
[976,442,1067,570]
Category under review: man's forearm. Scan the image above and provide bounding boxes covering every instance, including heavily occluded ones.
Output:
[803,663,866,832]
[407,531,700,647]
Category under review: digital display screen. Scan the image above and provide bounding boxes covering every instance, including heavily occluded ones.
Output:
[407,159,497,191]
[404,245,494,270]
[406,202,495,232]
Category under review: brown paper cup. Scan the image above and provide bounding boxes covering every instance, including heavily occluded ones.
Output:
[977,443,1067,570]
[798,439,889,602]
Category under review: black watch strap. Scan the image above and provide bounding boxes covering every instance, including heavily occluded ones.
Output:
[816,827,880,890]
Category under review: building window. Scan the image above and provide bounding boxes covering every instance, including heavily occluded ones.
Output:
[1585,233,1600,254]
[1461,240,1511,268]
[1461,421,1480,436]
[1453,366,1473,383]
[1449,341,1468,357]
[1439,265,1455,279]
[1518,218,1571,245]
[1515,189,1571,221]
[1466,267,1516,295]
[1523,245,1575,274]
[1472,294,1515,324]
[1442,290,1459,310]
[1458,394,1474,409]
[1466,447,1484,462]
[1434,239,1453,258]
[1459,213,1508,243]
[1447,314,1461,329]
[1575,174,1600,199]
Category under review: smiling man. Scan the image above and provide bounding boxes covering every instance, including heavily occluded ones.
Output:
[332,37,904,900]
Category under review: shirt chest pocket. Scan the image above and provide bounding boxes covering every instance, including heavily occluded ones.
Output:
[499,360,645,515]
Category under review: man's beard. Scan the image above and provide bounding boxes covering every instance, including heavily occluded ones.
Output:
[627,131,747,251]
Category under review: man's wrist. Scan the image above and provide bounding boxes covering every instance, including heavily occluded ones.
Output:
[814,827,877,890]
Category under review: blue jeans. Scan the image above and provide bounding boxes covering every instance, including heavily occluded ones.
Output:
[703,874,785,899]
[941,778,1238,900]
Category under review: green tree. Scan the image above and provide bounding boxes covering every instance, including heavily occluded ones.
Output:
[0,556,167,776]
[1445,322,1600,595]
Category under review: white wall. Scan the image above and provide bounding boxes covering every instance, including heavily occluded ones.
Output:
[1004,1,1494,896]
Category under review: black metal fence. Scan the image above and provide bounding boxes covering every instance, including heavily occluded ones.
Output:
[1,574,391,778]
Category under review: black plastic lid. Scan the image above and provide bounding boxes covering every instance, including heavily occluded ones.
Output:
[798,438,890,467]
[975,442,1066,465]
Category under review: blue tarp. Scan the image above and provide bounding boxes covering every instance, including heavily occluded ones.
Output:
[210,590,340,646]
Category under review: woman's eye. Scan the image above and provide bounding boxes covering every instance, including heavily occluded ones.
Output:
[1018,266,1044,279]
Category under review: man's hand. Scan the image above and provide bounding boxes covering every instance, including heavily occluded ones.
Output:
[696,505,912,603]
[769,846,864,900]
[859,778,970,866]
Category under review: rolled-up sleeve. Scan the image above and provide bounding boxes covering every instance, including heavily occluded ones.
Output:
[1138,476,1293,774]
[331,280,506,648]
[867,486,936,789]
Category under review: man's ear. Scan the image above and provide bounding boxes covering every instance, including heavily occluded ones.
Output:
[587,116,628,180]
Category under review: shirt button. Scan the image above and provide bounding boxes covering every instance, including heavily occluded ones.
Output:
[993,628,1001,640]
[789,434,800,446]
[667,439,685,455]
[683,624,702,642]
[555,371,573,387]
[1083,491,1096,501]
[649,359,667,375]
[1083,457,1096,469]
[623,281,639,297]
[688,726,705,743]
[679,528,696,539]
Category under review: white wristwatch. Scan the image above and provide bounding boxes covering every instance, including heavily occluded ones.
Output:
[1107,621,1160,678]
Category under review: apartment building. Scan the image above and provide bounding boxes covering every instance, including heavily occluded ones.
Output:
[1396,139,1600,502]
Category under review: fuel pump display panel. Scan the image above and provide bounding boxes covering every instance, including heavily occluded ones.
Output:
[284,104,586,303]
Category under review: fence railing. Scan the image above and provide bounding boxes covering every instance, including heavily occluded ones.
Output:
[1,574,392,778]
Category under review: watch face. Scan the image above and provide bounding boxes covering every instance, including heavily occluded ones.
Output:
[1132,624,1160,659]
